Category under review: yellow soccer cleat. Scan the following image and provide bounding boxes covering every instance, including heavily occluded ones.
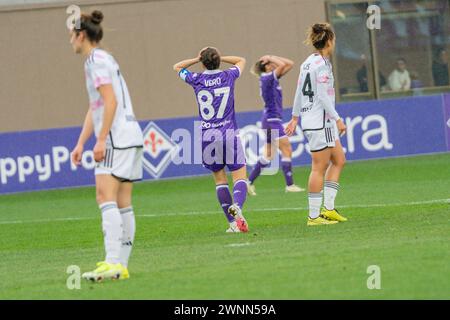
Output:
[82,261,123,282]
[321,208,348,222]
[307,216,339,226]
[285,184,305,193]
[119,265,130,280]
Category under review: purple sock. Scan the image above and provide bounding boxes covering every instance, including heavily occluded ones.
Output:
[233,179,248,209]
[248,157,270,184]
[216,184,234,222]
[282,158,294,186]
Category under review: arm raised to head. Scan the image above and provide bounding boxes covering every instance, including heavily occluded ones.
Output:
[173,57,200,74]
[262,55,294,78]
[221,56,246,74]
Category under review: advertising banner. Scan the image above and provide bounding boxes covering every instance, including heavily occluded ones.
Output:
[1,94,449,194]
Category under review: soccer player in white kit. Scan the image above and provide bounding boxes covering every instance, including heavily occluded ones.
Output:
[69,11,144,280]
[285,23,348,226]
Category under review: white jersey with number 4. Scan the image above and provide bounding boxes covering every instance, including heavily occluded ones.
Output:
[292,53,340,131]
[84,48,143,149]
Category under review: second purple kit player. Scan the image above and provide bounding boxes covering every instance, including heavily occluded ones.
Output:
[248,55,305,195]
[173,47,249,233]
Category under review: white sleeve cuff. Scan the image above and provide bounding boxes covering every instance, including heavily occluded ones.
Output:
[273,71,278,80]
[234,65,241,77]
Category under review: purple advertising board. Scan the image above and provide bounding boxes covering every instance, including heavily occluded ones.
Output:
[0,94,449,194]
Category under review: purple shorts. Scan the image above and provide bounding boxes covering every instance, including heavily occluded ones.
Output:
[201,134,246,173]
[261,118,287,144]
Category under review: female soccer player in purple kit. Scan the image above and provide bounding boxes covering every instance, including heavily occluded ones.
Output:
[247,55,305,195]
[173,47,249,233]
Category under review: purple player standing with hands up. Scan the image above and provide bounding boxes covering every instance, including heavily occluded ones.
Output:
[173,47,249,233]
[247,55,305,195]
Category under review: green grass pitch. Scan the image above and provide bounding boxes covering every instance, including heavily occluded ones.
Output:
[0,153,449,299]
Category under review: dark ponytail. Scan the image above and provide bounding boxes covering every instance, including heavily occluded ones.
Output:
[75,10,104,43]
[305,23,335,50]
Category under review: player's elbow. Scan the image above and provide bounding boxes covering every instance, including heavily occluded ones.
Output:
[238,58,246,72]
[286,61,294,70]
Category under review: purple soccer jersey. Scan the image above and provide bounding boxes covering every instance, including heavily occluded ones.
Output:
[260,71,283,120]
[259,71,286,143]
[179,66,245,172]
[179,67,240,134]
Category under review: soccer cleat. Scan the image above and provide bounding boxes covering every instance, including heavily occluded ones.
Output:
[321,208,348,222]
[307,216,339,226]
[119,265,130,280]
[82,261,123,282]
[228,204,249,233]
[226,221,241,233]
[247,182,257,196]
[285,184,305,193]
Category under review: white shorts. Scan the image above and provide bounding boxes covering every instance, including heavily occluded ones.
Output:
[95,147,143,182]
[304,120,339,152]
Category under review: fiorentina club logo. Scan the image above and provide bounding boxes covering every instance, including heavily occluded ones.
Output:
[142,122,177,179]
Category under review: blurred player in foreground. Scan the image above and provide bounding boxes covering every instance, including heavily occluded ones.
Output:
[247,55,305,195]
[285,23,348,226]
[173,47,249,233]
[70,10,143,280]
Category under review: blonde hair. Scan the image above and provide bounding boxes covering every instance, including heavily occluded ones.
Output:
[304,23,335,50]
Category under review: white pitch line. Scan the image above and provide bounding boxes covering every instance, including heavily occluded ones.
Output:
[0,199,448,226]
[225,242,252,248]
[0,217,90,225]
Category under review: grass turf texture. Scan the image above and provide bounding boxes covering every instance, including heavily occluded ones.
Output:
[0,153,449,299]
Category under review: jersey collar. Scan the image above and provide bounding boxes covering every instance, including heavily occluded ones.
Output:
[203,69,222,75]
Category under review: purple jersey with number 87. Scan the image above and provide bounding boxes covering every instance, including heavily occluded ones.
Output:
[178,66,245,172]
[179,66,241,134]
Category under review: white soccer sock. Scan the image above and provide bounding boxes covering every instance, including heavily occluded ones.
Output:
[119,206,136,268]
[324,181,340,210]
[259,156,271,165]
[308,192,323,219]
[100,202,123,265]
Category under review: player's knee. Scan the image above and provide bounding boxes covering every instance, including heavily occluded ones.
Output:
[312,163,327,174]
[96,193,105,205]
[283,146,292,158]
[334,157,346,169]
[279,140,291,156]
[96,189,110,205]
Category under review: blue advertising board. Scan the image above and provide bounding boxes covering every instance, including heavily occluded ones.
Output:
[0,94,449,194]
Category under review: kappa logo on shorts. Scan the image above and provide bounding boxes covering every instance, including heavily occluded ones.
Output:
[142,122,177,179]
